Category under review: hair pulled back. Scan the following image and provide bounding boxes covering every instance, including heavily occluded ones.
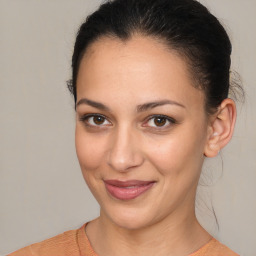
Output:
[68,0,234,114]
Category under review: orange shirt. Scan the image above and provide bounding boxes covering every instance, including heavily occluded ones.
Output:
[8,223,239,256]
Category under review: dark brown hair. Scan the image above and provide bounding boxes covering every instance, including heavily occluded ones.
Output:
[68,0,243,113]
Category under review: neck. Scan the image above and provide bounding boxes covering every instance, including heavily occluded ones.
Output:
[86,206,211,256]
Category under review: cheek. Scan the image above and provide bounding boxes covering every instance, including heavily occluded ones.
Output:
[146,140,190,177]
[75,125,106,173]
[145,128,206,177]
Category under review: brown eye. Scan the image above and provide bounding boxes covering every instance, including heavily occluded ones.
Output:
[144,115,176,129]
[154,117,167,127]
[93,116,105,125]
[79,114,111,127]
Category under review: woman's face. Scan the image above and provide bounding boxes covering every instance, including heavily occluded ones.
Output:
[75,35,211,229]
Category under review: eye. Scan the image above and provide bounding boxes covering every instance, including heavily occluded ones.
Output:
[144,115,176,128]
[79,114,111,127]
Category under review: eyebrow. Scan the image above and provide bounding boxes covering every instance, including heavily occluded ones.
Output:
[137,100,185,112]
[76,98,110,111]
[76,98,185,112]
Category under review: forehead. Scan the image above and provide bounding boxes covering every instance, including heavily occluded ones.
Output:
[76,35,204,110]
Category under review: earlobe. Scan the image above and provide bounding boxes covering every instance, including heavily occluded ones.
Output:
[204,98,236,158]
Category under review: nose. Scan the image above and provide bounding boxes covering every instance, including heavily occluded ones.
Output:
[107,126,144,172]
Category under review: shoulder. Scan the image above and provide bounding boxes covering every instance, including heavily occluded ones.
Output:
[7,226,84,256]
[190,238,239,256]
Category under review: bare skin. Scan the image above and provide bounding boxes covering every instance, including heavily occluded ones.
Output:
[75,35,236,256]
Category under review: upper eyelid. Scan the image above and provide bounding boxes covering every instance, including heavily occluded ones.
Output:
[144,114,176,123]
[79,113,111,125]
[79,113,108,119]
[79,113,174,120]
[78,112,116,123]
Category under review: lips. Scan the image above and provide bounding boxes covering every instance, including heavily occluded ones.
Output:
[104,180,155,200]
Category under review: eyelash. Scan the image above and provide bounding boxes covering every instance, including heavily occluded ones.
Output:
[79,114,177,129]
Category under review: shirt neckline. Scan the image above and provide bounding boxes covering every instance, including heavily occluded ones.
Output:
[77,222,216,256]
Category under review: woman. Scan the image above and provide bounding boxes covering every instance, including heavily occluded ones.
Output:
[9,0,240,255]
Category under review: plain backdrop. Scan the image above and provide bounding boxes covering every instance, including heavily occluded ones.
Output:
[0,0,255,255]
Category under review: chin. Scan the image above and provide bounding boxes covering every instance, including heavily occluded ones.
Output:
[111,215,151,230]
[100,203,160,231]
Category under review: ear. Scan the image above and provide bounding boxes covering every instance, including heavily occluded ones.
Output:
[204,98,236,158]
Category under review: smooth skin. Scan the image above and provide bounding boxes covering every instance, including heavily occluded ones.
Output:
[75,35,236,256]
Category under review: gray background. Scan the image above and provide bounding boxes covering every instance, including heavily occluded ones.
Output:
[0,0,255,255]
